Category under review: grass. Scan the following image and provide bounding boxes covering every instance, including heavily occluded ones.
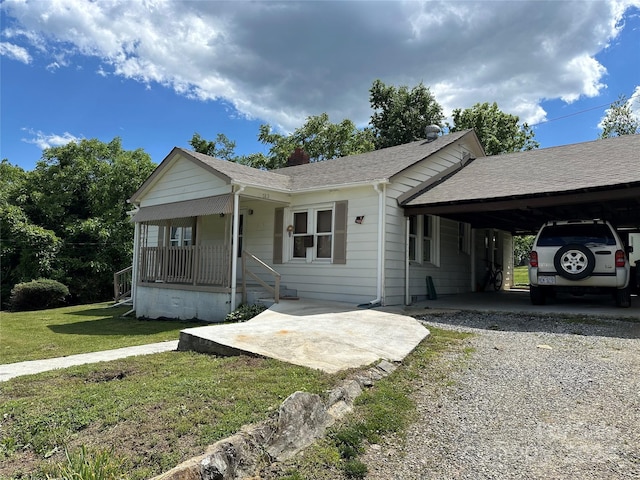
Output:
[0,304,474,480]
[261,326,473,479]
[513,265,529,287]
[0,352,336,479]
[0,302,205,364]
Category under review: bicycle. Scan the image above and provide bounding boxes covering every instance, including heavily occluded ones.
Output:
[484,260,503,291]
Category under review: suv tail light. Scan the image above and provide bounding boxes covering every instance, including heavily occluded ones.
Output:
[529,251,538,268]
[615,250,626,267]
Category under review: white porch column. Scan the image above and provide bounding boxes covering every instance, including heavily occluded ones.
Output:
[230,185,245,311]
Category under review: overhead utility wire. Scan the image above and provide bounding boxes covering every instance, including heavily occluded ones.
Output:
[530,91,639,127]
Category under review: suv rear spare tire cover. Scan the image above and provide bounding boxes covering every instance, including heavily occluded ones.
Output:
[553,244,596,280]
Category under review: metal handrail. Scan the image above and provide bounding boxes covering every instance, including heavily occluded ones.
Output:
[241,250,281,304]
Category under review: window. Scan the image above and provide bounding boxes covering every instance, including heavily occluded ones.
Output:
[292,211,308,258]
[408,215,440,266]
[291,207,333,261]
[408,216,418,262]
[170,226,193,246]
[274,201,347,265]
[423,216,433,263]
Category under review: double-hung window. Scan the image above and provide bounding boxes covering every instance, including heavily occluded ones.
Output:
[292,207,333,261]
[169,225,193,246]
[408,215,440,266]
[273,201,347,265]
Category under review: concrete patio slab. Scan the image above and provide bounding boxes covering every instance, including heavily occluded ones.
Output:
[178,299,430,373]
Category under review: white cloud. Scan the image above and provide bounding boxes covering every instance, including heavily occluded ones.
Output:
[2,0,639,131]
[21,129,82,150]
[0,41,31,63]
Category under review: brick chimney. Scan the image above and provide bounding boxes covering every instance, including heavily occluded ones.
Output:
[287,147,310,167]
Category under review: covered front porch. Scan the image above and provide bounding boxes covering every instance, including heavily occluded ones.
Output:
[129,193,284,321]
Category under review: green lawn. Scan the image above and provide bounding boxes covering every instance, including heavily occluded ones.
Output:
[513,265,529,287]
[0,302,204,364]
[0,303,473,480]
[0,352,335,479]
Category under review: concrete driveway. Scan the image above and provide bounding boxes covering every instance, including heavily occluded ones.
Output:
[411,289,640,319]
[178,299,430,373]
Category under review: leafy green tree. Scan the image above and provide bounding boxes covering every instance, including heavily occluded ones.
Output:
[1,203,62,306]
[0,160,62,305]
[191,114,375,170]
[449,102,538,155]
[15,138,156,303]
[369,79,444,149]
[189,132,237,160]
[599,94,640,138]
[255,113,375,169]
[513,235,534,266]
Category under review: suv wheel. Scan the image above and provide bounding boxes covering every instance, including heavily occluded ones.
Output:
[553,244,596,280]
[615,286,631,308]
[530,285,546,305]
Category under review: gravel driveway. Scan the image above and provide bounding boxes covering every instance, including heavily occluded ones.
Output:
[362,311,640,479]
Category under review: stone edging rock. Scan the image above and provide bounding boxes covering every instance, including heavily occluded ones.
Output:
[151,360,398,480]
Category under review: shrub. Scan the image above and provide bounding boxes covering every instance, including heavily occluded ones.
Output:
[9,278,69,311]
[224,303,267,322]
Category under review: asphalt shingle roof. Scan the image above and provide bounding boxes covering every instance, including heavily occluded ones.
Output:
[178,130,473,192]
[273,130,472,190]
[405,134,640,206]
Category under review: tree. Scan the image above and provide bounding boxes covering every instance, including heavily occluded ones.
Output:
[369,79,444,149]
[189,132,237,161]
[0,161,63,306]
[599,94,640,138]
[190,113,375,170]
[15,138,156,303]
[449,102,538,156]
[254,113,375,169]
[513,235,534,266]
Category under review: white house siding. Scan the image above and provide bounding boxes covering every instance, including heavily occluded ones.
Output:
[140,155,230,207]
[384,142,475,305]
[270,186,381,306]
[406,218,472,301]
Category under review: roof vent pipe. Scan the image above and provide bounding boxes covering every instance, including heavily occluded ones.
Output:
[425,125,441,142]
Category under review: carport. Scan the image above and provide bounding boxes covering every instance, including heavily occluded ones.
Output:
[401,134,640,234]
[401,134,640,298]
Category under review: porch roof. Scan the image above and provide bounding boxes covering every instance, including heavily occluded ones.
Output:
[131,194,233,223]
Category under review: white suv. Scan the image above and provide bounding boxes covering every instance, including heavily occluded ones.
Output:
[528,219,631,307]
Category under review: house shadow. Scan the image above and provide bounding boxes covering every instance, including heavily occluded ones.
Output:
[49,315,204,336]
[63,305,131,317]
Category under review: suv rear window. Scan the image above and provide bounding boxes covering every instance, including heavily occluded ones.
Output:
[536,224,616,247]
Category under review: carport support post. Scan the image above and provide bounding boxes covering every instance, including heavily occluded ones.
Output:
[470,228,476,292]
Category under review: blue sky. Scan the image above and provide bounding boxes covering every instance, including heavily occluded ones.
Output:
[1,0,639,171]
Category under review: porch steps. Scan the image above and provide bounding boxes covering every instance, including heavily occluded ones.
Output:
[112,297,133,307]
[244,283,297,307]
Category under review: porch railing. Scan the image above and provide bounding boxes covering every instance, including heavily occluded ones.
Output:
[139,245,229,286]
[114,266,133,303]
[242,250,281,304]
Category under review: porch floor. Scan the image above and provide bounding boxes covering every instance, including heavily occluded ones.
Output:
[177,299,430,373]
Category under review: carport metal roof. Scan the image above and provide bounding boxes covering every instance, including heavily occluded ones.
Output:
[401,134,640,234]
